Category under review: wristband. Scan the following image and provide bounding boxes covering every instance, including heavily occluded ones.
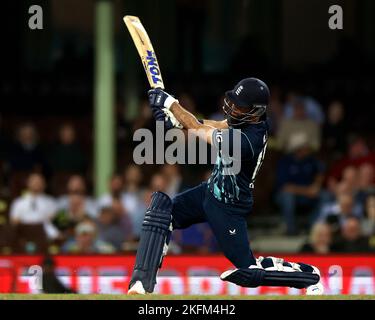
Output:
[164,96,178,109]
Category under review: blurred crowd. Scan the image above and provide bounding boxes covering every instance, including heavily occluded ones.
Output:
[0,88,374,255]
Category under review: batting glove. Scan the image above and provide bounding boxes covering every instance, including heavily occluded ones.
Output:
[148,89,183,129]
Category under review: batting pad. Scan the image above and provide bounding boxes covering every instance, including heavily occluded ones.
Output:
[221,256,320,289]
[129,192,173,293]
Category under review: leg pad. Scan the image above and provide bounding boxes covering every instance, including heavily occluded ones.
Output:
[221,256,320,289]
[129,192,173,293]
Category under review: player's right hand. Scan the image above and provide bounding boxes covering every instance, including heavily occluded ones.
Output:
[148,89,183,129]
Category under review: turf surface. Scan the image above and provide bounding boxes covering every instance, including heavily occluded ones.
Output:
[0,294,374,300]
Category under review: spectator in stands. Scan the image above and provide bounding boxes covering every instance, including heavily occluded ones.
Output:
[97,173,126,210]
[323,166,357,204]
[276,138,324,235]
[131,188,156,240]
[283,91,324,125]
[277,98,321,153]
[322,101,347,159]
[327,136,375,185]
[57,175,97,219]
[319,191,363,238]
[10,173,59,239]
[48,123,87,175]
[97,174,134,239]
[149,172,168,193]
[96,207,128,251]
[122,164,144,235]
[161,164,183,198]
[362,193,375,236]
[356,163,375,203]
[331,216,370,252]
[8,123,47,173]
[300,222,332,254]
[54,191,90,233]
[62,220,115,254]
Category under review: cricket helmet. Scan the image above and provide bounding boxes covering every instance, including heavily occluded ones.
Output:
[224,78,270,127]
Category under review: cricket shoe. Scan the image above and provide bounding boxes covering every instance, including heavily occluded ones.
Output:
[305,266,324,295]
[128,281,146,295]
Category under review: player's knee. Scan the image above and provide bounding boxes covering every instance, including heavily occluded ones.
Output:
[222,247,252,269]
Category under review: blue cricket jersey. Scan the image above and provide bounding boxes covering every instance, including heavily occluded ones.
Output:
[207,121,268,207]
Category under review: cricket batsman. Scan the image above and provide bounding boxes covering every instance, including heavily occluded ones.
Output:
[128,78,323,295]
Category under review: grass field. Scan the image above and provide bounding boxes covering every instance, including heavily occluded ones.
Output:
[0,294,375,300]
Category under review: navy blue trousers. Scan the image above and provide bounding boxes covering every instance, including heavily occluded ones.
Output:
[171,182,256,268]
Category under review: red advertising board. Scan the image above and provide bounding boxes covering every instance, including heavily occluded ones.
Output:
[1,255,375,295]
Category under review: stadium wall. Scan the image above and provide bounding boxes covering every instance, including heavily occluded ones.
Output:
[1,255,375,295]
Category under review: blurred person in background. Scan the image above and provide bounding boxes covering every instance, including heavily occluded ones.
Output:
[300,222,332,254]
[122,164,144,235]
[149,172,168,193]
[131,188,153,239]
[327,136,375,185]
[10,173,59,240]
[48,123,87,175]
[126,173,170,238]
[62,220,115,254]
[283,91,324,125]
[8,123,47,174]
[356,163,375,204]
[161,164,183,198]
[319,191,363,238]
[53,191,90,236]
[277,98,321,153]
[97,174,134,240]
[331,216,370,252]
[97,173,126,209]
[323,166,359,204]
[123,164,143,193]
[57,175,97,219]
[362,193,375,236]
[275,138,324,235]
[96,206,129,252]
[322,101,347,159]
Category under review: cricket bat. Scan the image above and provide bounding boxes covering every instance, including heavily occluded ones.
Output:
[123,15,165,89]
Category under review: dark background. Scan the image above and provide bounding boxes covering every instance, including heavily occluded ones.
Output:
[1,0,374,127]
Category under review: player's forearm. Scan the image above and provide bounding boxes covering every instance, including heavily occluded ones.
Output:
[170,102,203,130]
[170,102,215,144]
[202,119,228,129]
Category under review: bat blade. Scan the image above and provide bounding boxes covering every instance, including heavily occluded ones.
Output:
[123,15,165,89]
